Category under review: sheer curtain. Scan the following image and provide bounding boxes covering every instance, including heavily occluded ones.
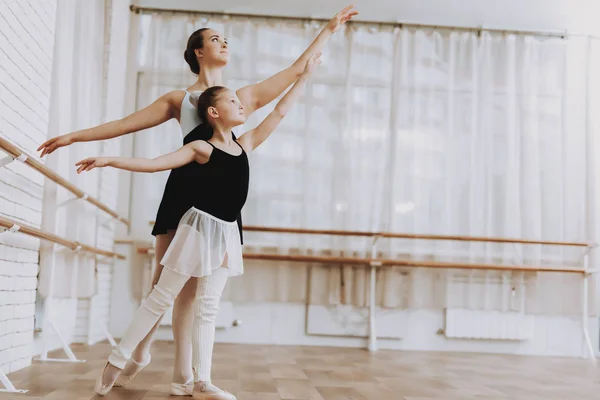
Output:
[39,0,107,300]
[133,13,600,314]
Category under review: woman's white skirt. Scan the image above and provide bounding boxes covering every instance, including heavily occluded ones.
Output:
[160,207,243,278]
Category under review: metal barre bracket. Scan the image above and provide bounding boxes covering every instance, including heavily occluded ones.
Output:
[0,153,27,169]
[99,213,120,228]
[57,193,89,209]
[0,369,27,393]
[98,254,120,264]
[0,224,21,234]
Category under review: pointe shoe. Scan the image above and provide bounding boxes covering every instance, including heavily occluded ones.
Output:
[171,377,194,396]
[94,362,120,396]
[192,382,236,400]
[114,355,151,387]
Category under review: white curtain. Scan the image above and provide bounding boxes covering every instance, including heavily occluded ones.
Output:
[38,0,107,299]
[134,13,600,315]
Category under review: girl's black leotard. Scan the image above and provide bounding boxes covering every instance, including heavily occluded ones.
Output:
[151,123,247,243]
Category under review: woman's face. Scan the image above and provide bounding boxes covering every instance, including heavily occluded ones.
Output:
[197,29,229,66]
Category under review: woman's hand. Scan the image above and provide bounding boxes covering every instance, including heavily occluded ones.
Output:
[325,5,359,33]
[37,134,75,158]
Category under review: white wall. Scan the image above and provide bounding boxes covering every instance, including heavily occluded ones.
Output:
[137,0,600,35]
[213,303,598,358]
[0,0,58,374]
[0,0,130,376]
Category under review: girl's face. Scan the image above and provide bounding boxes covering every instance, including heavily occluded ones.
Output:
[208,89,246,126]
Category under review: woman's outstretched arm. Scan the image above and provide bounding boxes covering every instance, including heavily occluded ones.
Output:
[38,90,185,157]
[235,5,357,116]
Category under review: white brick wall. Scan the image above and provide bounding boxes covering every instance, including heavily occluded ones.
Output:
[1,0,128,375]
[0,0,58,374]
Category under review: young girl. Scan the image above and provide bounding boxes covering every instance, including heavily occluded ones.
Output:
[78,53,321,399]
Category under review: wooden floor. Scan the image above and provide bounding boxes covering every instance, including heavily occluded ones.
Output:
[2,341,600,399]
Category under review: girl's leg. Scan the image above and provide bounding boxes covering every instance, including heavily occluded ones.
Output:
[130,231,176,362]
[98,267,190,392]
[120,230,198,386]
[192,267,234,399]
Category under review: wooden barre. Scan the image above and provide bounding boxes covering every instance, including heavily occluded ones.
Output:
[242,225,381,238]
[379,232,589,247]
[242,225,590,247]
[242,253,585,274]
[149,221,589,247]
[0,137,129,227]
[134,246,582,274]
[0,215,125,260]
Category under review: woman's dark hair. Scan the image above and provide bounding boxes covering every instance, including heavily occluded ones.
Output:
[184,28,209,74]
[196,86,228,124]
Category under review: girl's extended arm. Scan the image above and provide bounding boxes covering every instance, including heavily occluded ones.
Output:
[239,53,321,152]
[75,141,210,174]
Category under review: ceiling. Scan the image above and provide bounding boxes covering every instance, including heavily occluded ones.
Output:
[134,0,600,35]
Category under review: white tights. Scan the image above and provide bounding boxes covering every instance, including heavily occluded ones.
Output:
[108,267,229,382]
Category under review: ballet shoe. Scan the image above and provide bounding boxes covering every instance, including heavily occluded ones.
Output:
[171,377,194,396]
[192,381,237,400]
[94,362,119,396]
[113,355,151,387]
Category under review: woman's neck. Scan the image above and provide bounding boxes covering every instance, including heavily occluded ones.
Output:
[188,64,223,92]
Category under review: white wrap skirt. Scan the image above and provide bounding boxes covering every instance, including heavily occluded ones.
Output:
[160,207,244,277]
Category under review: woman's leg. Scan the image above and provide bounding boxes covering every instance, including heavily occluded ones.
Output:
[171,278,198,383]
[122,230,197,385]
[98,267,190,390]
[192,267,231,396]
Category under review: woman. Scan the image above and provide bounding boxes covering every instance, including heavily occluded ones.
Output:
[80,53,321,398]
[37,5,358,396]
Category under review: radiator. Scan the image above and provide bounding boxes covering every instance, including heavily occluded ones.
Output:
[160,301,234,329]
[444,308,535,340]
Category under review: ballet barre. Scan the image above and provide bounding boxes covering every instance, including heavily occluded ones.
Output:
[0,136,129,227]
[241,250,593,362]
[143,222,596,363]
[241,253,587,274]
[0,215,125,393]
[0,216,125,260]
[244,225,594,356]
[243,225,590,247]
[242,225,596,363]
[0,137,129,392]
[150,221,590,247]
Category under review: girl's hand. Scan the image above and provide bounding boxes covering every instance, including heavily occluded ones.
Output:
[303,52,323,75]
[75,157,110,174]
[325,5,359,33]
